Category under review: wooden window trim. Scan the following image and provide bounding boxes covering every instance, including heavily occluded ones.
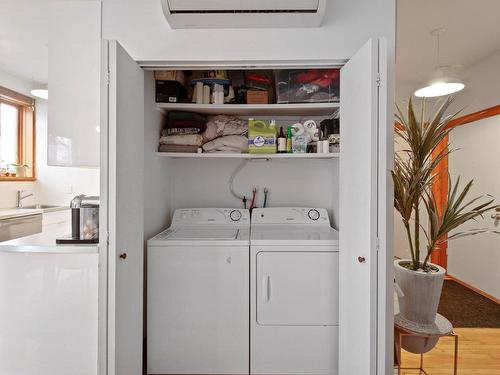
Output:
[0,86,34,107]
[0,86,36,182]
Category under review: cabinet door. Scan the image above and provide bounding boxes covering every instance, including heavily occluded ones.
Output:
[148,246,249,374]
[102,40,144,375]
[48,1,101,167]
[339,38,381,375]
[256,251,338,326]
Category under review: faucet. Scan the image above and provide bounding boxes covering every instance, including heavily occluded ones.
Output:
[16,190,34,208]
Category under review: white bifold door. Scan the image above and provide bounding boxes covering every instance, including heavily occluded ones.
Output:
[101,40,145,375]
[339,38,391,375]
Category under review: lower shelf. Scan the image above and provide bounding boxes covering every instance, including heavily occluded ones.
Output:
[154,152,339,159]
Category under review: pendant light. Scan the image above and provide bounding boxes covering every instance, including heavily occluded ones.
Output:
[414,28,464,98]
[30,84,48,100]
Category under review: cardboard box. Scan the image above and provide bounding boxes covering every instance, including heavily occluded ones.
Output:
[246,90,269,104]
[154,70,185,85]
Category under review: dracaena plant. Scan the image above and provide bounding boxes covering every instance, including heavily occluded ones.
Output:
[393,97,499,271]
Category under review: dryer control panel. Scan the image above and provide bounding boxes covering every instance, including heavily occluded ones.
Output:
[252,207,330,225]
[172,208,250,225]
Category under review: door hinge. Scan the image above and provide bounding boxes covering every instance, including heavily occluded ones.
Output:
[376,73,381,87]
[105,70,110,85]
[376,237,380,252]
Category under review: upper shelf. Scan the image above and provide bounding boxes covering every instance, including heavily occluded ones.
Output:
[156,102,340,116]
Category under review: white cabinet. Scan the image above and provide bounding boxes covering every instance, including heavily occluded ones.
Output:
[48,1,101,167]
[42,209,71,230]
[0,250,99,375]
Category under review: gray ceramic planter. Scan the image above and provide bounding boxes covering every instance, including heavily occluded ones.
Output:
[394,259,446,353]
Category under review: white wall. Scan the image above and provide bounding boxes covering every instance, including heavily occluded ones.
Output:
[448,115,500,299]
[170,158,340,228]
[0,70,33,97]
[0,70,99,209]
[102,0,394,63]
[450,50,500,115]
[445,50,500,298]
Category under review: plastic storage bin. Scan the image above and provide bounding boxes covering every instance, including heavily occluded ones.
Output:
[275,69,340,104]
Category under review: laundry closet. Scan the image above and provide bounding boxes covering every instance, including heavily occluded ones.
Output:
[95,2,395,375]
[101,40,392,375]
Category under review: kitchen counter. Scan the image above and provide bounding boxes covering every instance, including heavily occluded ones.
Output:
[0,219,98,254]
[0,205,69,220]
[0,208,43,220]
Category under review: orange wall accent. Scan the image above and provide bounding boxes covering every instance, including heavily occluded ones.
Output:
[447,104,500,128]
[431,134,449,269]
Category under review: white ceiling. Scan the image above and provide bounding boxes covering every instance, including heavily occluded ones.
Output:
[397,0,500,91]
[1,0,500,90]
[0,0,50,84]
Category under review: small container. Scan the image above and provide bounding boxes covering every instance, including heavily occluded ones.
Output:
[275,69,340,104]
[202,85,211,104]
[292,135,307,154]
[248,119,277,154]
[247,90,269,104]
[322,140,330,154]
[316,141,323,153]
[286,127,292,153]
[195,82,203,104]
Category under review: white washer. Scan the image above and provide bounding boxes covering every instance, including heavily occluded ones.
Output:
[147,208,250,375]
[250,207,339,375]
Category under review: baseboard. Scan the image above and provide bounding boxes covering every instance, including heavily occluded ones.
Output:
[446,274,500,305]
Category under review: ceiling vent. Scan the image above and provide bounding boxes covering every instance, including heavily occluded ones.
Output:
[161,0,327,29]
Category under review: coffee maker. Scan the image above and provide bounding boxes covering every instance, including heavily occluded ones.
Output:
[56,195,99,244]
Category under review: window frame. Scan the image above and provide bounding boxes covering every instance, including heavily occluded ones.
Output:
[0,86,36,182]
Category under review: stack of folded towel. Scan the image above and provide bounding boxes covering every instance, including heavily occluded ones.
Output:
[202,115,248,153]
[159,113,249,154]
[158,111,207,153]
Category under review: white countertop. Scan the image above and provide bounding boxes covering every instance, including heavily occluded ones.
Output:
[0,219,98,254]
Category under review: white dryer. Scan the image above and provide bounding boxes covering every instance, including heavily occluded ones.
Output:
[250,207,339,375]
[147,208,250,375]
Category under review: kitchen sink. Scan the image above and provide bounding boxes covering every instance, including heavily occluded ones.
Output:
[20,204,68,213]
[21,204,60,209]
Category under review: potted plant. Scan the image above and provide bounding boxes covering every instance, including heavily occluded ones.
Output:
[7,163,29,177]
[392,97,499,353]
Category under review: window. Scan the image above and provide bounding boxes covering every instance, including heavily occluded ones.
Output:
[0,86,35,180]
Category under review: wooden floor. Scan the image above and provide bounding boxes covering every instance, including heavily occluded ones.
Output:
[399,328,500,374]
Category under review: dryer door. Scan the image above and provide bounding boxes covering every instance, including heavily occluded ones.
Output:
[256,251,338,326]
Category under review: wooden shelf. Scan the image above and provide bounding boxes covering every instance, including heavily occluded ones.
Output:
[155,152,339,160]
[156,102,340,116]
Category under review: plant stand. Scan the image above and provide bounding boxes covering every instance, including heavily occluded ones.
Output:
[394,313,458,375]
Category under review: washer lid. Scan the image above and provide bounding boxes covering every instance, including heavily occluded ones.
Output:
[251,225,339,246]
[148,225,250,246]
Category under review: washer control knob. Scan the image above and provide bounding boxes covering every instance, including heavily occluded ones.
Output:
[308,209,320,221]
[229,210,242,222]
